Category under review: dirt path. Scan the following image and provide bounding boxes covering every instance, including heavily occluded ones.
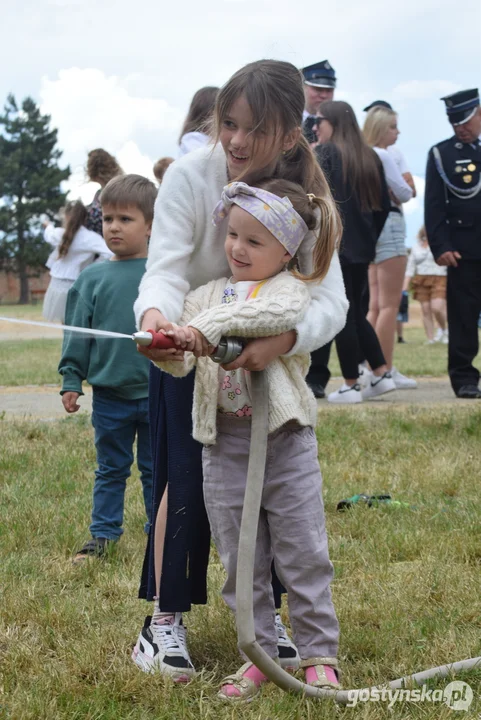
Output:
[0,377,471,421]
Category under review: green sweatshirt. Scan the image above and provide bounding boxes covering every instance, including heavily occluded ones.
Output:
[59,259,149,400]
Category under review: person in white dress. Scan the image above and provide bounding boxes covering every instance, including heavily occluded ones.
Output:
[42,201,112,323]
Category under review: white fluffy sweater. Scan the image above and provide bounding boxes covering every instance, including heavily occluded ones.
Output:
[134,143,348,357]
[158,272,317,444]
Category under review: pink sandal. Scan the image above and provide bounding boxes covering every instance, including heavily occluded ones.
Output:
[301,657,341,689]
[218,661,273,702]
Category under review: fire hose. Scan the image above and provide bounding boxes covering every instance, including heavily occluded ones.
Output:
[136,330,481,703]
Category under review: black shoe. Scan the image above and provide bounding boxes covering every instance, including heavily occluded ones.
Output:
[397,337,407,344]
[73,537,111,564]
[456,385,481,399]
[309,383,326,399]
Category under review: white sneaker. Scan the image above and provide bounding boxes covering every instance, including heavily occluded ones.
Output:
[434,328,444,343]
[132,613,196,681]
[390,367,417,390]
[358,365,371,389]
[275,614,300,670]
[425,339,436,345]
[328,383,362,404]
[361,372,396,399]
[442,330,449,344]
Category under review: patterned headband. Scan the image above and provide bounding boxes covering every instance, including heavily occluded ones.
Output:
[212,182,309,256]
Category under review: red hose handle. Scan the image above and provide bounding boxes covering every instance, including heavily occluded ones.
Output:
[146,329,178,350]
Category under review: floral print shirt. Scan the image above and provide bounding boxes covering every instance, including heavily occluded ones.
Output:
[216,279,260,418]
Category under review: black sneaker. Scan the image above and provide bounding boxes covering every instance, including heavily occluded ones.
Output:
[275,613,300,670]
[132,614,196,681]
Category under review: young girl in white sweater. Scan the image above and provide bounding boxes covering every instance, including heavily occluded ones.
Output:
[132,59,348,684]
[157,179,341,702]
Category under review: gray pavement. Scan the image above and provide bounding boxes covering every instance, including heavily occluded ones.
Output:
[0,377,467,422]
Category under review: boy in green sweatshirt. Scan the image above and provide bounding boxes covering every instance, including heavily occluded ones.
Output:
[59,174,158,563]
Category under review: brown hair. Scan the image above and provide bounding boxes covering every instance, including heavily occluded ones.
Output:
[212,60,331,198]
[179,86,219,142]
[153,157,174,184]
[319,100,384,212]
[256,178,339,284]
[363,106,397,148]
[87,149,123,187]
[58,201,88,257]
[100,174,158,223]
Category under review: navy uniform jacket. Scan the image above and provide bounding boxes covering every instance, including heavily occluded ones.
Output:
[424,136,481,261]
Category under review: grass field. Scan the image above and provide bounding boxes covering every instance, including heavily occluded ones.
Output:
[1,406,480,719]
[1,303,481,718]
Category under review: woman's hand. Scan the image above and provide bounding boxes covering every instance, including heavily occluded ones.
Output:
[222,331,296,372]
[138,308,184,362]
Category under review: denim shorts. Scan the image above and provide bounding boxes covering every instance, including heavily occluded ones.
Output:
[374,211,407,264]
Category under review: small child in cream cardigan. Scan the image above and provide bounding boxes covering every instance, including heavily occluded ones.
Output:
[157,179,342,702]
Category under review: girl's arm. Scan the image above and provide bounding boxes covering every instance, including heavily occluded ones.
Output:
[188,277,310,346]
[376,149,413,204]
[133,164,196,328]
[286,249,349,356]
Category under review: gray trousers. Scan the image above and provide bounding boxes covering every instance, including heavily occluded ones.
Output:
[202,416,339,661]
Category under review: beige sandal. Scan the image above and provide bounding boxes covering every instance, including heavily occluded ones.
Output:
[218,661,272,703]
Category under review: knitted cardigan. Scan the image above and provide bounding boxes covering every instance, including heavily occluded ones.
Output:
[134,143,348,357]
[157,272,317,445]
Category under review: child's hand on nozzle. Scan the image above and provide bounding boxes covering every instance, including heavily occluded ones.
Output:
[62,392,81,414]
[164,325,213,358]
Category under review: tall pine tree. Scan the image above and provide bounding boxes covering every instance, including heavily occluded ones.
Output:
[0,94,70,303]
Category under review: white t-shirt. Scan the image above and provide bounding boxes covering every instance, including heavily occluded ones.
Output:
[388,145,410,175]
[373,147,413,205]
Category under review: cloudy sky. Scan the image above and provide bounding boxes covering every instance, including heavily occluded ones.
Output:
[2,0,480,243]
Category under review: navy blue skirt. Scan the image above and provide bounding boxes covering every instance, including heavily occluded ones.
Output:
[138,365,211,611]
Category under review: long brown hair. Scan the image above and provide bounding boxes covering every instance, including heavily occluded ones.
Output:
[58,201,88,257]
[319,100,383,212]
[87,149,123,187]
[257,178,339,284]
[213,60,331,199]
[179,86,219,142]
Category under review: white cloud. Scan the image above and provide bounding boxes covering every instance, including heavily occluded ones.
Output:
[391,80,462,109]
[39,67,184,202]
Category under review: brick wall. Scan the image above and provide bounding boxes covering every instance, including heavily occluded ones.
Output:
[0,270,50,304]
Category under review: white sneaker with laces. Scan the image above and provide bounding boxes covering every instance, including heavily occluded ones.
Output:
[361,372,396,399]
[328,383,362,404]
[275,614,300,670]
[132,613,196,681]
[358,365,371,389]
[390,367,417,390]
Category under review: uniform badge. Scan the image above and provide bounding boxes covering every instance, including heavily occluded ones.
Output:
[463,174,473,183]
[467,163,476,172]
[455,142,463,149]
[455,166,462,173]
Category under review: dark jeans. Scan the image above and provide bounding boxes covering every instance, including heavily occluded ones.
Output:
[335,262,385,379]
[447,260,481,392]
[90,389,153,540]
